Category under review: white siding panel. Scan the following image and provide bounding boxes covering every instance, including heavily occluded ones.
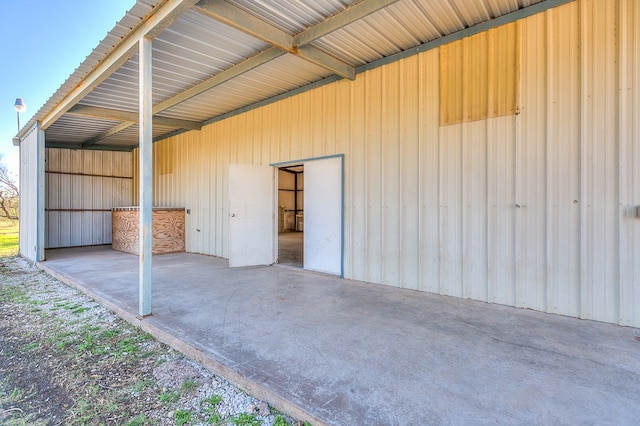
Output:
[18,126,40,261]
[579,0,620,323]
[515,11,547,312]
[138,0,640,327]
[418,49,441,294]
[545,2,581,318]
[618,0,640,327]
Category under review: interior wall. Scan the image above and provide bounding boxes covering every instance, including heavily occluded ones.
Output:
[134,0,640,327]
[277,169,304,231]
[45,148,133,248]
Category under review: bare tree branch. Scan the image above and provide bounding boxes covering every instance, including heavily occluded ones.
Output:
[0,157,19,221]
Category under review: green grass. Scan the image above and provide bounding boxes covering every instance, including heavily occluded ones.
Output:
[229,412,260,426]
[0,222,18,257]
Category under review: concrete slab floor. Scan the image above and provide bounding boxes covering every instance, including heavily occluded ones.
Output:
[40,246,640,425]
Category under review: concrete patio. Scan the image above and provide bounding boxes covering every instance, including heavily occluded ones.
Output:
[39,246,640,425]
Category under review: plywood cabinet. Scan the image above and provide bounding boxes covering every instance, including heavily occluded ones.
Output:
[112,207,185,255]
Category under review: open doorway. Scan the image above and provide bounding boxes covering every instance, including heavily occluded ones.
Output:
[277,165,303,268]
[229,156,343,276]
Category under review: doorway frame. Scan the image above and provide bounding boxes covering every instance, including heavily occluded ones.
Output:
[271,154,345,277]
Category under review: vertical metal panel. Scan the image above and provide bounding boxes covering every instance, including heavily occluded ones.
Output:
[141,0,640,327]
[464,119,489,302]
[18,126,39,261]
[399,55,420,290]
[545,2,581,318]
[618,0,640,327]
[382,62,402,287]
[415,50,439,294]
[515,11,548,312]
[579,0,620,323]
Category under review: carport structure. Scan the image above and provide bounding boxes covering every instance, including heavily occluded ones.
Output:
[14,0,640,328]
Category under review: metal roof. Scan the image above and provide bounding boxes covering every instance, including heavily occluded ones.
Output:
[17,0,571,151]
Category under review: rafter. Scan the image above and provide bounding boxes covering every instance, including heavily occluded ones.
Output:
[195,0,360,80]
[47,0,400,143]
[294,0,400,46]
[68,105,201,130]
[83,121,136,147]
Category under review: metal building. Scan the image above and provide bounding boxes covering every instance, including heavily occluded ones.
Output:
[14,0,640,327]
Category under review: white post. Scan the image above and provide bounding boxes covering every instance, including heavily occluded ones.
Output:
[139,36,153,316]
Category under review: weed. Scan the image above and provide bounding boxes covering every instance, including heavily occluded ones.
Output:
[69,397,95,424]
[100,329,121,339]
[9,387,24,401]
[71,306,90,314]
[180,379,198,393]
[76,334,97,352]
[273,415,289,426]
[202,394,222,423]
[129,379,155,394]
[126,414,149,426]
[174,409,193,425]
[158,390,180,403]
[116,337,138,356]
[206,412,221,424]
[203,394,222,406]
[229,412,261,426]
[0,286,29,303]
[21,341,40,351]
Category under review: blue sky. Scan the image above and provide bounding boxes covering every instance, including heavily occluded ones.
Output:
[0,1,136,177]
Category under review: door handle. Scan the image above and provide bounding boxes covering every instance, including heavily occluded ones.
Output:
[230,213,236,217]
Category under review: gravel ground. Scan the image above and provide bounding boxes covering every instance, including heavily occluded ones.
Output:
[0,255,305,426]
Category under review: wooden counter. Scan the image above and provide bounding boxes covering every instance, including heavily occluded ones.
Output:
[112,207,185,255]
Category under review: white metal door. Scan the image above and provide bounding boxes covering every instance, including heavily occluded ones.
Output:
[304,156,343,275]
[228,164,276,267]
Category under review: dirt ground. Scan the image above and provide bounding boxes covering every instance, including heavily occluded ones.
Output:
[0,256,302,426]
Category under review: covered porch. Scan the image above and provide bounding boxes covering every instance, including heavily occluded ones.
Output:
[39,246,640,425]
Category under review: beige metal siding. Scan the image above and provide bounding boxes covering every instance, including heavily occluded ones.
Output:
[618,0,640,327]
[136,0,640,327]
[18,126,40,261]
[46,148,132,248]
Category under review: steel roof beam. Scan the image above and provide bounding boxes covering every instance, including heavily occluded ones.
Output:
[83,121,137,147]
[195,0,356,80]
[68,105,201,130]
[294,0,400,46]
[40,0,200,130]
[89,46,284,143]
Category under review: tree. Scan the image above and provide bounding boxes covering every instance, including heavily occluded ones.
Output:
[0,155,19,221]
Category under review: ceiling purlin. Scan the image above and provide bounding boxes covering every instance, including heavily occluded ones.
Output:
[71,0,402,146]
[293,0,401,46]
[68,105,201,130]
[195,0,361,80]
[66,105,201,147]
[84,121,137,147]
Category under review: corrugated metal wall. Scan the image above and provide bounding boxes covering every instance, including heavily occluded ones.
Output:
[134,0,640,327]
[45,148,132,248]
[18,125,40,261]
